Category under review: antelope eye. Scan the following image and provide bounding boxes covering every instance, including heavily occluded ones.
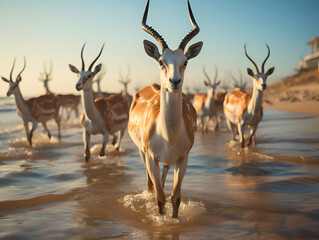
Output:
[87,74,92,79]
[158,60,164,66]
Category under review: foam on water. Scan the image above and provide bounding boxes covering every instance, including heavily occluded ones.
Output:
[9,133,59,147]
[120,191,206,226]
[90,144,126,155]
[0,147,37,159]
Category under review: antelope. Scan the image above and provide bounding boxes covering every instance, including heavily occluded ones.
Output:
[223,44,275,148]
[118,66,133,105]
[38,61,81,120]
[69,44,129,162]
[128,0,202,218]
[231,70,247,92]
[2,57,61,146]
[193,66,220,132]
[213,82,228,128]
[38,61,53,94]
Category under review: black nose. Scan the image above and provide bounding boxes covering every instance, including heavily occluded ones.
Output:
[76,83,82,91]
[169,78,181,87]
[262,84,267,90]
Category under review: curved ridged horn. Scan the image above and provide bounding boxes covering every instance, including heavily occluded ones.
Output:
[141,0,168,51]
[244,44,259,73]
[178,0,200,51]
[16,57,26,81]
[81,43,86,71]
[10,58,16,82]
[203,65,211,84]
[88,44,104,72]
[261,44,270,73]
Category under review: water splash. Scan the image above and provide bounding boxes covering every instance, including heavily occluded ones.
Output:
[9,133,59,147]
[120,191,206,226]
[90,144,125,155]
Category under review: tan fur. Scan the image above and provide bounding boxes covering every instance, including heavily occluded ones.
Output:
[224,90,253,122]
[192,93,206,114]
[129,83,197,152]
[57,94,80,108]
[25,94,60,121]
[95,94,129,132]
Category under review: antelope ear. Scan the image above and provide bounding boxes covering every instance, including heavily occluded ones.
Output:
[1,77,10,83]
[185,41,203,60]
[143,40,160,61]
[247,68,254,77]
[204,80,209,86]
[16,76,22,83]
[69,64,80,74]
[93,63,102,75]
[266,67,275,76]
[215,81,221,86]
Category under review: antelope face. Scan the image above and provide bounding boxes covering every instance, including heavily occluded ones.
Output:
[6,81,20,96]
[69,43,104,92]
[2,57,25,97]
[141,0,202,94]
[69,66,101,91]
[143,40,202,94]
[160,49,187,93]
[247,68,274,91]
[245,44,275,92]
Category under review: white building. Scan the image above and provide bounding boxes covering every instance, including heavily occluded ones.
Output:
[295,37,319,71]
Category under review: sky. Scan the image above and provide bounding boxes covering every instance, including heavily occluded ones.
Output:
[0,0,318,97]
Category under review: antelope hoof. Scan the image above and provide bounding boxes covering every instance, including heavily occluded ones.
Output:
[48,133,51,139]
[99,149,105,157]
[171,196,181,219]
[84,150,90,162]
[157,200,165,215]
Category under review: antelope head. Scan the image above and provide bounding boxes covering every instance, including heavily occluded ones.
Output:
[39,61,52,83]
[118,65,131,91]
[231,70,247,91]
[203,65,220,97]
[2,57,26,96]
[141,0,203,94]
[245,44,275,91]
[69,43,104,91]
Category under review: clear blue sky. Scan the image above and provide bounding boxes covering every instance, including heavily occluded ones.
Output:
[0,0,318,97]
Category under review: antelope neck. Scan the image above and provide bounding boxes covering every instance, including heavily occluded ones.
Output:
[159,86,183,140]
[248,82,263,115]
[81,88,100,121]
[13,87,28,116]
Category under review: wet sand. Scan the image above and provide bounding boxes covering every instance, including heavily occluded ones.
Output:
[0,109,319,239]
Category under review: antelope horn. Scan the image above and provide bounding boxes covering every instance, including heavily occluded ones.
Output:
[261,44,270,73]
[10,58,16,82]
[49,60,53,75]
[244,44,259,73]
[178,0,200,51]
[203,65,211,84]
[16,57,26,82]
[88,44,104,72]
[81,43,86,71]
[141,0,168,51]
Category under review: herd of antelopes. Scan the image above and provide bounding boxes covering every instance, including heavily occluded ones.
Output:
[1,0,275,218]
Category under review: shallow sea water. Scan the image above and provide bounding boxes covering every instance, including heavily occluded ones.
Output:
[0,102,319,239]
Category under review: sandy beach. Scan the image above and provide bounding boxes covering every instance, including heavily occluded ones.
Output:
[263,69,319,116]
